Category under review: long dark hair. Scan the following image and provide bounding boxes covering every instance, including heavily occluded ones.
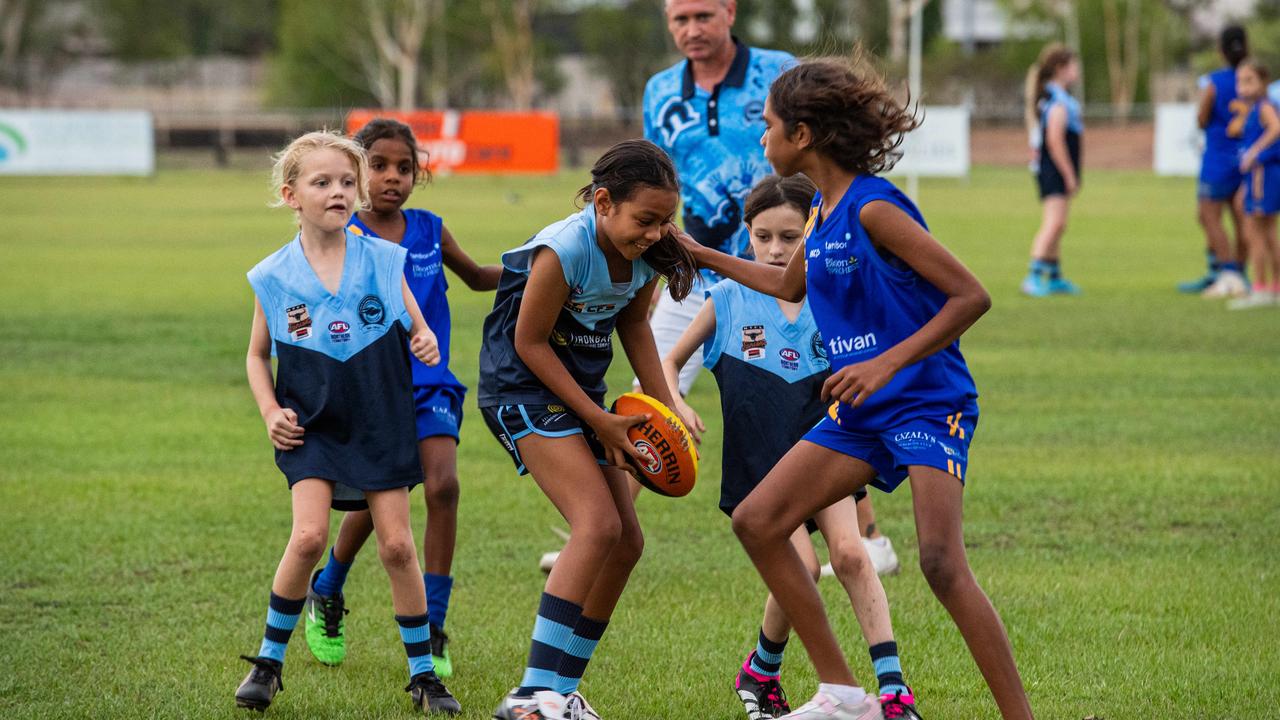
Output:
[576,139,698,301]
[1221,25,1248,68]
[352,117,430,184]
[743,174,817,226]
[1025,44,1076,132]
[767,55,922,175]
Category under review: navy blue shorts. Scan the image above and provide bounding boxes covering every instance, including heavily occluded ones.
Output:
[481,403,608,475]
[415,385,464,442]
[803,402,979,493]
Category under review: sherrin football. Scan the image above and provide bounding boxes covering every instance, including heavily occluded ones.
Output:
[610,392,698,497]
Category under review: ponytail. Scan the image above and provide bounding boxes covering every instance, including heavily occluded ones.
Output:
[1026,43,1076,131]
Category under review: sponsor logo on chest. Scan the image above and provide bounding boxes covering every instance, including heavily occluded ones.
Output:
[741,324,767,361]
[286,303,312,341]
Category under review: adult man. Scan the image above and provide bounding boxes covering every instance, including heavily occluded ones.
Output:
[641,0,794,395]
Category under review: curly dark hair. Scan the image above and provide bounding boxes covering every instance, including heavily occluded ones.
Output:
[352,117,430,184]
[768,57,921,175]
[576,139,698,301]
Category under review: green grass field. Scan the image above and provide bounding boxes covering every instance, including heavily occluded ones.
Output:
[2,165,1278,720]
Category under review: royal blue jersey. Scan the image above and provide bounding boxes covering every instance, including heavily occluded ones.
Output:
[804,176,977,431]
[247,231,421,490]
[1243,99,1280,166]
[702,279,829,514]
[643,39,794,270]
[347,209,463,392]
[1202,68,1244,161]
[477,204,658,408]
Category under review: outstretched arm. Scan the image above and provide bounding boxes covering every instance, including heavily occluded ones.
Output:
[674,223,807,302]
[440,224,501,291]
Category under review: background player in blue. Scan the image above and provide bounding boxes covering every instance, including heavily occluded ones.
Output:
[661,175,921,720]
[1022,44,1084,297]
[1183,25,1250,297]
[1229,59,1280,310]
[235,132,461,715]
[679,59,1034,720]
[641,0,794,395]
[480,140,698,720]
[303,119,501,677]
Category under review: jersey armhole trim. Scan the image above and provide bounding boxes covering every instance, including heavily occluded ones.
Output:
[702,286,729,370]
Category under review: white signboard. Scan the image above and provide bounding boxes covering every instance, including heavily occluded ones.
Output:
[889,105,971,177]
[0,110,154,176]
[1154,103,1201,177]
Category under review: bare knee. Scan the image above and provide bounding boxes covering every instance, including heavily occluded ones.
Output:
[424,472,460,512]
[576,511,623,551]
[828,540,871,582]
[918,544,967,597]
[731,502,774,549]
[612,522,645,569]
[378,534,418,572]
[289,526,328,566]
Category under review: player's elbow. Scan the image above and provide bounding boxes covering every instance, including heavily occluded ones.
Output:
[973,288,993,316]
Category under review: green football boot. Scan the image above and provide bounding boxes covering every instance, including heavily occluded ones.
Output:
[303,569,349,666]
[429,624,452,678]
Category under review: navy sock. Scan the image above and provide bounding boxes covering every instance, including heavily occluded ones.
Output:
[554,615,609,695]
[748,628,787,678]
[1045,259,1062,279]
[257,592,305,663]
[1208,250,1220,273]
[516,593,582,695]
[1221,261,1243,273]
[869,641,907,696]
[424,572,453,630]
[396,613,435,677]
[312,547,352,597]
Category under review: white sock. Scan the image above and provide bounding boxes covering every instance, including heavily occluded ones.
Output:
[818,683,868,706]
[866,536,888,547]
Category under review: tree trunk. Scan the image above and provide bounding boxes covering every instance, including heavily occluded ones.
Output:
[482,0,536,110]
[364,0,429,110]
[888,0,908,64]
[1102,0,1143,120]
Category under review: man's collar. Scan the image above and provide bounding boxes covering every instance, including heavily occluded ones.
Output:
[681,36,750,100]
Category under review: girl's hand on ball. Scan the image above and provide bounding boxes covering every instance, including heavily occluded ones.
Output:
[672,397,704,444]
[591,411,650,473]
[266,407,304,451]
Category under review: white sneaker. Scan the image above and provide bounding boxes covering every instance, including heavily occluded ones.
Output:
[779,691,882,720]
[539,551,559,573]
[1202,270,1248,298]
[1227,291,1277,310]
[493,689,568,720]
[565,691,600,720]
[820,537,901,578]
[862,536,900,576]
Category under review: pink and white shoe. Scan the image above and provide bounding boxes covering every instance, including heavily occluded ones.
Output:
[879,689,922,719]
[778,690,882,720]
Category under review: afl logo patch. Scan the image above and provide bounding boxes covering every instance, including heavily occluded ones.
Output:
[780,347,800,371]
[634,440,663,474]
[329,320,351,343]
[358,295,385,328]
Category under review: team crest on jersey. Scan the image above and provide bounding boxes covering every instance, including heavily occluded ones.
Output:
[741,324,767,361]
[744,99,764,123]
[656,97,702,145]
[358,295,386,329]
[810,331,827,361]
[286,303,312,341]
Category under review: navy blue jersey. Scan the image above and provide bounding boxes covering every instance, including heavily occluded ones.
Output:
[1244,99,1280,166]
[702,279,829,514]
[477,205,657,408]
[643,39,794,273]
[247,231,421,491]
[347,209,463,392]
[804,176,977,432]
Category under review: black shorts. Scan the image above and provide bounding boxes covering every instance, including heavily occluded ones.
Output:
[481,403,608,475]
[1036,131,1082,199]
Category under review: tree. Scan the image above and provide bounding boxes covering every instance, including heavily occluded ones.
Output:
[481,0,537,110]
[362,0,432,111]
[577,0,672,119]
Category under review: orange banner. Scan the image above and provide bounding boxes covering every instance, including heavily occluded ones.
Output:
[345,110,559,175]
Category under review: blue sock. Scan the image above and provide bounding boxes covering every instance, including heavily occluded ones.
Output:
[554,616,609,695]
[397,613,435,677]
[748,628,787,679]
[869,641,908,696]
[257,592,305,663]
[312,547,353,597]
[1221,261,1243,273]
[424,572,453,629]
[516,592,582,695]
[1209,251,1221,273]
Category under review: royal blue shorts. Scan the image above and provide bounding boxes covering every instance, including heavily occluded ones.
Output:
[415,385,464,442]
[1199,155,1244,201]
[803,402,979,492]
[1245,164,1280,215]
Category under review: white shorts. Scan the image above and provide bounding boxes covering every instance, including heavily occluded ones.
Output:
[634,286,705,396]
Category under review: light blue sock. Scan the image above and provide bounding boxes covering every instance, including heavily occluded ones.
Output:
[397,613,435,677]
[257,592,305,663]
